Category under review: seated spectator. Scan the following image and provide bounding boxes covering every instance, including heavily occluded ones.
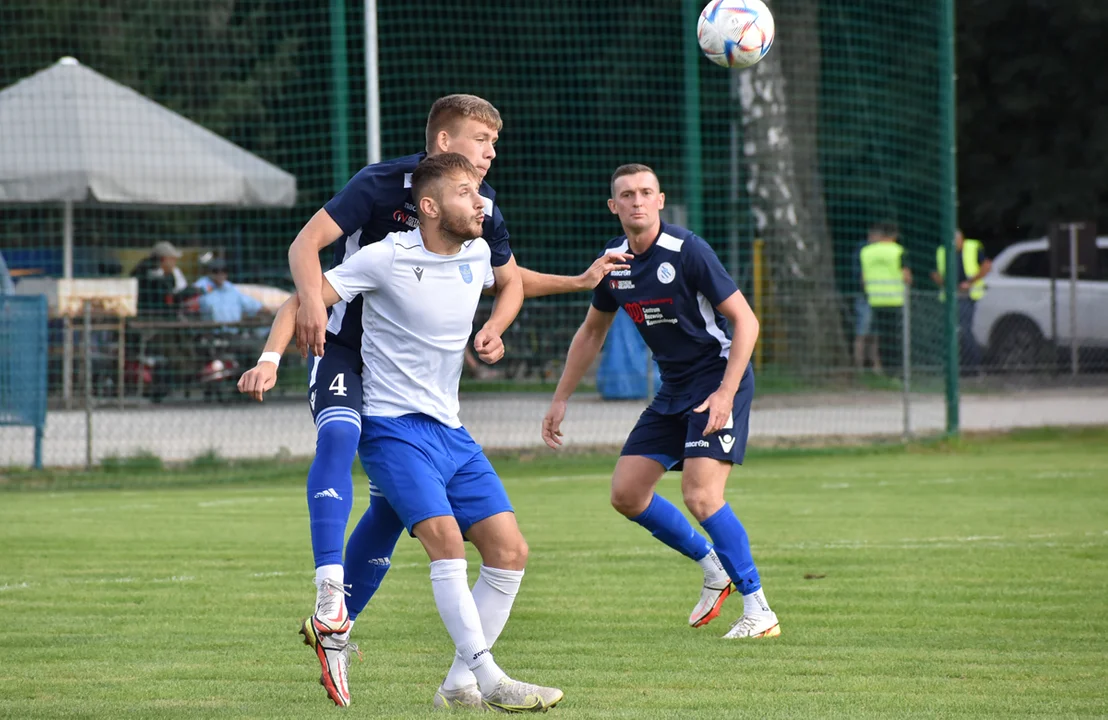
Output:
[132,241,186,318]
[197,259,264,327]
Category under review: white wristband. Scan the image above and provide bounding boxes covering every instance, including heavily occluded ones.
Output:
[258,351,282,368]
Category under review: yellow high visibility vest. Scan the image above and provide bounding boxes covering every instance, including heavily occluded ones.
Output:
[860,241,906,308]
[936,239,985,301]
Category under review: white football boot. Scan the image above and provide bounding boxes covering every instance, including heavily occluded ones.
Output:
[722,611,781,639]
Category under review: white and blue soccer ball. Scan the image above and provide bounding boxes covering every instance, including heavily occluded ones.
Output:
[697,0,775,69]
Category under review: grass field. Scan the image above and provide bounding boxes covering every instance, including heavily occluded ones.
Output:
[1,429,1106,718]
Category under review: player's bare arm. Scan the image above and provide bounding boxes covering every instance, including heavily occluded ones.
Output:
[541,306,618,449]
[693,290,760,435]
[474,258,524,365]
[288,208,345,358]
[238,277,344,402]
[517,252,634,298]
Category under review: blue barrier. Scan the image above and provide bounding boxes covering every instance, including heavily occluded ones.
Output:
[0,295,48,468]
[596,308,661,401]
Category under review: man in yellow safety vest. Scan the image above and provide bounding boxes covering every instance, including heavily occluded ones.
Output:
[860,221,913,374]
[930,229,991,374]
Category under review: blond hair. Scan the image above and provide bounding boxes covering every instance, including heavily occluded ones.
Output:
[425,94,502,151]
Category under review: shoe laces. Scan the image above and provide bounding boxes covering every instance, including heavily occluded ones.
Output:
[341,641,363,664]
[729,614,761,634]
[316,578,351,616]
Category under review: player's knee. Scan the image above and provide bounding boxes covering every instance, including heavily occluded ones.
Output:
[610,484,650,518]
[488,535,528,570]
[682,486,724,523]
[315,418,361,457]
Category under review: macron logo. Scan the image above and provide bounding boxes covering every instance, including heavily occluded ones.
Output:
[413,266,424,282]
[314,488,343,501]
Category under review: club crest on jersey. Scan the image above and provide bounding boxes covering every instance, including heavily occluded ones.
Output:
[657,262,676,284]
[459,264,473,284]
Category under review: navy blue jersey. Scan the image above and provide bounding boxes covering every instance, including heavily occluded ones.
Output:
[592,223,743,407]
[321,152,512,350]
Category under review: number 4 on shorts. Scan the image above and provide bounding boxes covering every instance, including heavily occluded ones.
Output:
[329,373,348,397]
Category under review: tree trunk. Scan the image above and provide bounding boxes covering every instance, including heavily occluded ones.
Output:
[739,0,848,376]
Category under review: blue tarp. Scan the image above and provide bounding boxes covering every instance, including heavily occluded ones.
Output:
[0,295,48,468]
[596,308,661,400]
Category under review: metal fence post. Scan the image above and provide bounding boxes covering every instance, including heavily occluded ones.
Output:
[83,300,93,469]
[939,0,959,435]
[902,291,912,439]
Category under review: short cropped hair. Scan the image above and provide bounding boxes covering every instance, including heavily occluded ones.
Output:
[610,163,659,197]
[425,94,502,151]
[410,152,481,205]
[870,220,899,238]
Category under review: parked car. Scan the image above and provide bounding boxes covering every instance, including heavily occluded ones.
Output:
[972,236,1108,371]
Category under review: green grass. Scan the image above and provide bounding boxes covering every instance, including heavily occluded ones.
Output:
[1,431,1106,718]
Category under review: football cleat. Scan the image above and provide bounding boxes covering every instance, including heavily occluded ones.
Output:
[433,683,486,711]
[481,677,564,713]
[722,611,781,639]
[311,578,351,635]
[689,581,734,628]
[300,618,362,707]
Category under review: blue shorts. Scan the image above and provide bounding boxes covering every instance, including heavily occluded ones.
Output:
[622,369,754,470]
[358,414,513,535]
[854,296,873,337]
[308,341,363,432]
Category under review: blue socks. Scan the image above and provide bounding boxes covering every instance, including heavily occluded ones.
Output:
[344,493,405,621]
[306,413,360,568]
[700,503,761,594]
[629,494,712,561]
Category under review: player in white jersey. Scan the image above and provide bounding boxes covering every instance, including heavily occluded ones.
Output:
[239,154,563,712]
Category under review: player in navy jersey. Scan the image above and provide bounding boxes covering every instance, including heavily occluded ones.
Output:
[244,95,628,706]
[542,164,780,639]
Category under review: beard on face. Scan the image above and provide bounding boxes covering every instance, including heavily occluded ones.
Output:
[439,206,483,244]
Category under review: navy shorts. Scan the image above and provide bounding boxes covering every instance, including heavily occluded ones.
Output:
[358,413,513,535]
[621,370,755,471]
[308,341,363,433]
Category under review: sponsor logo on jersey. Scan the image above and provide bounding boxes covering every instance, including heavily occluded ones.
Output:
[413,266,424,282]
[609,269,632,277]
[657,262,676,284]
[393,209,419,228]
[625,298,678,326]
[610,279,635,290]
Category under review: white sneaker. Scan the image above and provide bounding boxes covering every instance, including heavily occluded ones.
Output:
[433,683,486,711]
[299,618,362,707]
[689,581,733,628]
[481,677,564,713]
[311,578,351,635]
[722,611,781,639]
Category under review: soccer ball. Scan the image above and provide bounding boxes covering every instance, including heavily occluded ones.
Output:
[697,0,776,69]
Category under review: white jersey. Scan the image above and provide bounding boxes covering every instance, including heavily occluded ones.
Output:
[323,228,495,428]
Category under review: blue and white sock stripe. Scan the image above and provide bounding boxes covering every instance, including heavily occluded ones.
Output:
[315,406,362,432]
[368,480,385,498]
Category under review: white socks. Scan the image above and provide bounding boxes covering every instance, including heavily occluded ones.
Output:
[315,564,343,585]
[743,587,772,616]
[697,548,730,588]
[441,565,524,691]
[429,559,507,694]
